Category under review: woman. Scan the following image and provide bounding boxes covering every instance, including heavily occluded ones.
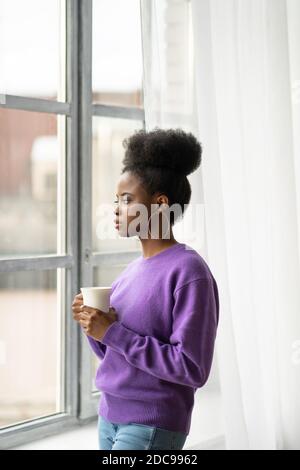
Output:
[72,128,219,450]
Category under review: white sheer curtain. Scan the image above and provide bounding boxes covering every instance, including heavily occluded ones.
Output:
[140,0,206,251]
[141,0,300,450]
[140,0,198,133]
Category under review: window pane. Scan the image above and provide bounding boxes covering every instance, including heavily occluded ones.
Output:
[0,0,65,100]
[0,108,65,258]
[93,262,131,287]
[92,116,143,253]
[0,268,64,428]
[92,0,143,107]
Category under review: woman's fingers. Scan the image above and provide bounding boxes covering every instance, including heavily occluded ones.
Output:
[72,294,83,315]
[72,303,82,311]
[72,293,83,304]
[79,318,89,331]
[72,296,84,321]
[72,312,81,321]
[78,311,90,320]
[72,305,82,312]
[72,293,96,326]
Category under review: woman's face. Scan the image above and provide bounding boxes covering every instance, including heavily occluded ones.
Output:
[113,171,165,238]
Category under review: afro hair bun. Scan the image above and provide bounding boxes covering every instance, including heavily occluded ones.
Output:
[122,127,202,177]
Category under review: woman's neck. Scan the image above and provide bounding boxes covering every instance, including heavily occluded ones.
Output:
[138,233,178,259]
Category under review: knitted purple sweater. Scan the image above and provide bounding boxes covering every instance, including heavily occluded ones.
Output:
[86,242,219,435]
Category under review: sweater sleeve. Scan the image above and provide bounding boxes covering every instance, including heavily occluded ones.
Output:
[100,277,219,388]
[85,334,107,360]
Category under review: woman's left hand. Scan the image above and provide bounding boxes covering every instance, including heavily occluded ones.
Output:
[79,305,118,341]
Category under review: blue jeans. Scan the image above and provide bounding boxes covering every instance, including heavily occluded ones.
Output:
[98,415,188,450]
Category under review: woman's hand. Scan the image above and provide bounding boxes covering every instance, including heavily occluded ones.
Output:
[72,293,118,341]
[72,293,84,322]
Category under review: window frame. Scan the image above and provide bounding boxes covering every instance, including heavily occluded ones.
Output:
[0,0,145,449]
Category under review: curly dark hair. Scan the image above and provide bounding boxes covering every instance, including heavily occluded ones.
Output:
[121,127,202,226]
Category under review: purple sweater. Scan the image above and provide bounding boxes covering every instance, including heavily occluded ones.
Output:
[86,242,219,435]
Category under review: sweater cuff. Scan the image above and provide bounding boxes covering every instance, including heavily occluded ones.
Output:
[100,321,134,353]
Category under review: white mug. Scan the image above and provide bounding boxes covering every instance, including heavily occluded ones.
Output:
[80,286,112,313]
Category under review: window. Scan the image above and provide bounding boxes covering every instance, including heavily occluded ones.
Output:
[0,109,63,257]
[0,269,64,428]
[0,0,63,100]
[0,0,144,449]
[92,0,143,108]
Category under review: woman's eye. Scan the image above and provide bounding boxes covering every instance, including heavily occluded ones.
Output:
[113,199,130,204]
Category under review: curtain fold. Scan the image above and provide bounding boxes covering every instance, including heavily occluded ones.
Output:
[141,0,300,449]
[140,0,206,253]
[140,0,198,133]
[191,0,300,450]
